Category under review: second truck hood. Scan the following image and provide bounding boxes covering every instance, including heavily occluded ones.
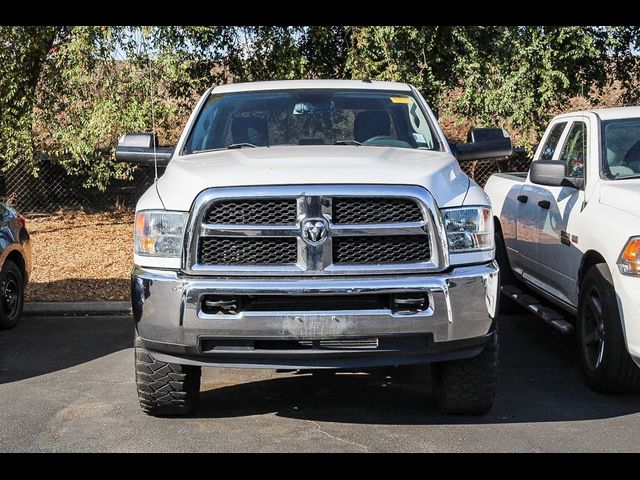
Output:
[156,146,471,211]
[600,179,640,217]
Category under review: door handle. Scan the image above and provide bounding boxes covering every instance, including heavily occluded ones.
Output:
[538,200,551,209]
[517,195,528,203]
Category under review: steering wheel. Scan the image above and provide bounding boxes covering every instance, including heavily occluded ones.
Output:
[362,135,395,145]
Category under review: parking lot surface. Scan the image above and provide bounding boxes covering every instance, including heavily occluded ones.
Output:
[1,312,639,452]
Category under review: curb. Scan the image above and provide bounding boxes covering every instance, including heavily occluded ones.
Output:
[24,301,131,317]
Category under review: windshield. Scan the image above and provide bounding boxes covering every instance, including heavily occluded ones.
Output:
[602,117,640,179]
[182,89,440,154]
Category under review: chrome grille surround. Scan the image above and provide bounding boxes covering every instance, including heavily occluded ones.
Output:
[184,185,449,276]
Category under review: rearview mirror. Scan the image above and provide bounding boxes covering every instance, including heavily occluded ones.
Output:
[115,133,174,166]
[453,128,513,162]
[530,160,584,189]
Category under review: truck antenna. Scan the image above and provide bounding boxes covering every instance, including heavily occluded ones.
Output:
[145,33,159,183]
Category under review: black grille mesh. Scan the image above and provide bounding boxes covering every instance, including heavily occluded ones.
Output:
[332,198,423,224]
[204,199,297,224]
[199,237,297,265]
[333,236,430,264]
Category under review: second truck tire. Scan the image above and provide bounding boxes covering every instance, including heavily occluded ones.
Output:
[577,263,640,394]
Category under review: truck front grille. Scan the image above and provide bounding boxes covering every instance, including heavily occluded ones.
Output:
[333,236,430,264]
[188,186,441,276]
[332,198,423,224]
[199,237,297,265]
[204,199,297,225]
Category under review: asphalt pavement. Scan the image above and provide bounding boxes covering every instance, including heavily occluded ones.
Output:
[1,311,639,452]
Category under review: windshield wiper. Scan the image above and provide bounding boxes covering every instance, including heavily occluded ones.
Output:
[333,140,362,146]
[227,143,259,149]
[617,174,640,180]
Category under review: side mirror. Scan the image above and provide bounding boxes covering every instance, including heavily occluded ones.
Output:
[453,128,513,162]
[530,160,584,189]
[115,133,174,166]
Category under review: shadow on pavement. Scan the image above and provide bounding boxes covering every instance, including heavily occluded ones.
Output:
[0,315,132,384]
[2,311,639,424]
[194,314,640,424]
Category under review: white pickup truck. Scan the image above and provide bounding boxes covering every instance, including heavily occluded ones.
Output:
[116,80,514,416]
[485,107,640,394]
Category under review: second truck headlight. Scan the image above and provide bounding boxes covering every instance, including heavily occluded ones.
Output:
[135,210,188,257]
[443,206,493,252]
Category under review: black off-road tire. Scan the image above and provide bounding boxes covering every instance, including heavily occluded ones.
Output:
[577,264,640,394]
[494,231,520,315]
[0,260,25,330]
[431,330,498,414]
[134,335,202,416]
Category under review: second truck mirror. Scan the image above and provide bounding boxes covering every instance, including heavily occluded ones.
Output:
[530,160,584,189]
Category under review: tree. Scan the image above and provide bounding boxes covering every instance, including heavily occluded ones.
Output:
[0,26,62,171]
[0,26,637,189]
[452,26,610,147]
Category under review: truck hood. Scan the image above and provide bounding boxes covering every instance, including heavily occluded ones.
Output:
[599,179,640,217]
[156,146,471,211]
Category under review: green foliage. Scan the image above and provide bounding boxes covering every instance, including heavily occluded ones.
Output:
[452,27,611,147]
[346,26,465,104]
[0,26,60,172]
[0,26,638,187]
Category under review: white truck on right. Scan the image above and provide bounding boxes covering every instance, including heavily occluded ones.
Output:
[485,106,640,393]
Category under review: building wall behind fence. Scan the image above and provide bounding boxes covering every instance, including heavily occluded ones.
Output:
[0,152,532,215]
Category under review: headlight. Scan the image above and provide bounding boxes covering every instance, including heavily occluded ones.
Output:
[618,237,640,276]
[442,206,493,252]
[134,210,188,257]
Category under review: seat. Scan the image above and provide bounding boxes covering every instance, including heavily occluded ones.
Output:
[231,116,269,146]
[354,111,390,143]
[623,139,640,173]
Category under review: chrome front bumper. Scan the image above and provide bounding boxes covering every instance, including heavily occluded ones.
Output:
[132,262,499,369]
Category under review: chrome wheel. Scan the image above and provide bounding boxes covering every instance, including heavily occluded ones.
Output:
[581,286,605,371]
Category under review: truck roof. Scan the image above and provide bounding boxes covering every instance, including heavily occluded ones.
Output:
[212,79,413,94]
[555,105,640,121]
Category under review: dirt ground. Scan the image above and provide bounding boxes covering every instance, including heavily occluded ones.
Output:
[25,211,134,302]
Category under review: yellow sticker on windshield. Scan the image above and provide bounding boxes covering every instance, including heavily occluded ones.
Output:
[390,96,413,104]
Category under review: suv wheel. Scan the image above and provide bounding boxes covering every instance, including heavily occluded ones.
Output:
[0,260,25,330]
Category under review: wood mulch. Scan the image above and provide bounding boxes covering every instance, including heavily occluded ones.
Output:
[25,210,134,302]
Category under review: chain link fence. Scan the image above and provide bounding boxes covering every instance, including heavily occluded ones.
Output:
[1,150,531,215]
[458,148,531,188]
[0,160,159,215]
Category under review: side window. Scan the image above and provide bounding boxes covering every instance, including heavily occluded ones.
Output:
[559,121,587,178]
[538,122,567,160]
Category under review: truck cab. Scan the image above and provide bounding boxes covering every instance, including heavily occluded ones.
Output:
[485,107,640,393]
